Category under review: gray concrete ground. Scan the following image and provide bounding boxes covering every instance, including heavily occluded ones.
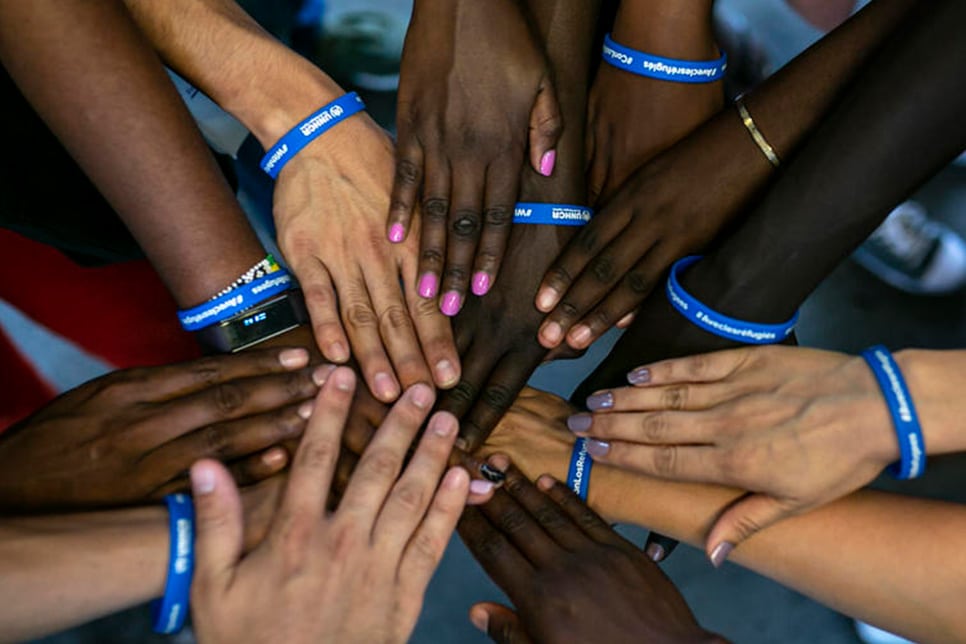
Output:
[4,1,966,642]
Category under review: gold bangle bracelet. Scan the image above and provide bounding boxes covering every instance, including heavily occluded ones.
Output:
[736,97,780,168]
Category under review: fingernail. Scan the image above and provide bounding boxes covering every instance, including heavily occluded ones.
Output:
[332,367,354,392]
[535,287,559,312]
[566,413,592,433]
[617,311,636,328]
[418,273,438,299]
[374,372,400,400]
[469,479,495,495]
[262,448,287,468]
[645,542,666,562]
[410,383,434,409]
[327,342,349,363]
[431,413,457,437]
[455,437,469,452]
[435,359,459,388]
[312,364,336,387]
[627,367,650,386]
[586,391,614,411]
[297,400,314,419]
[586,439,610,458]
[541,321,563,345]
[471,272,491,297]
[539,149,557,177]
[479,463,506,483]
[191,466,216,495]
[278,348,309,369]
[709,541,734,568]
[440,291,462,317]
[470,609,488,634]
[569,325,592,348]
[388,223,405,243]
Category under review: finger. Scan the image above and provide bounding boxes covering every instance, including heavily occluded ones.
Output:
[339,276,402,403]
[328,448,359,512]
[374,411,460,553]
[388,142,425,244]
[572,409,725,445]
[457,506,533,599]
[602,380,747,414]
[397,465,470,597]
[528,77,563,177]
[706,493,791,568]
[643,533,680,563]
[497,462,589,553]
[144,365,322,444]
[585,440,724,484]
[470,602,533,644]
[415,152,451,301]
[131,347,311,401]
[439,166,486,316]
[143,402,311,482]
[191,459,243,592]
[297,257,351,363]
[471,162,517,298]
[277,367,356,526]
[477,486,561,567]
[336,383,435,525]
[537,475,632,548]
[363,263,434,391]
[541,234,656,350]
[616,311,635,329]
[629,347,759,388]
[407,284,462,389]
[457,349,541,453]
[228,447,290,487]
[564,249,669,350]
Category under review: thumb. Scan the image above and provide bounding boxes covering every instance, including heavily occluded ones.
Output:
[470,602,533,644]
[706,493,789,568]
[190,459,244,591]
[528,77,563,177]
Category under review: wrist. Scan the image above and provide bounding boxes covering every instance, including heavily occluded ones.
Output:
[612,1,717,60]
[894,349,966,456]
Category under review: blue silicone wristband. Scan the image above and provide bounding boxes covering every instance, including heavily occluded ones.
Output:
[260,92,366,179]
[666,255,798,344]
[860,345,926,480]
[152,494,195,634]
[602,34,727,83]
[178,270,294,331]
[567,438,593,501]
[514,202,593,226]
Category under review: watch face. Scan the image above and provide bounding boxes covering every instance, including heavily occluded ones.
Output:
[224,297,301,349]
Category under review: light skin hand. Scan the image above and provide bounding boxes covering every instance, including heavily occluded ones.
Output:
[274,114,461,401]
[568,346,902,552]
[390,0,562,313]
[190,368,471,644]
[0,348,330,512]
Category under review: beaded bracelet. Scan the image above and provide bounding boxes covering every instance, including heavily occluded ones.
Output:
[209,254,281,301]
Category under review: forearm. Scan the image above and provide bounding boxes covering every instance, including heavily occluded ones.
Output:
[897,349,966,456]
[0,507,167,641]
[0,0,264,307]
[612,0,716,59]
[124,0,343,149]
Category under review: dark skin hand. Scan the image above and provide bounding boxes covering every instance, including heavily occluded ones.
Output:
[535,0,920,352]
[0,348,329,512]
[459,459,725,644]
[389,0,562,313]
[437,0,600,453]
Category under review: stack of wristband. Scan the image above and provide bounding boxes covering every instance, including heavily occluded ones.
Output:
[152,494,195,634]
[178,262,308,353]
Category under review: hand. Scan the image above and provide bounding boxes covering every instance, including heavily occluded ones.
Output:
[0,348,325,512]
[190,368,471,644]
[572,345,899,555]
[274,114,461,402]
[389,0,562,313]
[459,460,724,644]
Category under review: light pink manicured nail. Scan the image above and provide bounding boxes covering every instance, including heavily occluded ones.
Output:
[418,273,438,299]
[471,272,491,296]
[539,150,557,177]
[441,291,462,316]
[388,223,406,243]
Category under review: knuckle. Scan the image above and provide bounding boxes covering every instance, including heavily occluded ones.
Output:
[360,448,400,479]
[575,227,599,254]
[589,255,615,283]
[378,304,413,334]
[211,382,245,416]
[558,300,580,320]
[422,198,449,224]
[345,302,379,330]
[481,383,514,413]
[191,357,223,387]
[450,210,482,240]
[446,381,478,407]
[533,505,566,529]
[538,114,563,139]
[640,413,669,443]
[392,481,427,514]
[295,437,338,472]
[394,159,421,187]
[660,385,689,411]
[652,445,678,476]
[684,353,711,379]
[443,266,469,285]
[420,248,445,268]
[200,424,228,456]
[408,529,446,567]
[497,506,529,534]
[588,307,612,331]
[624,270,650,296]
[544,265,574,290]
[483,205,512,229]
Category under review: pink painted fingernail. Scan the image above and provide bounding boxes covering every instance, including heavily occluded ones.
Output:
[388,223,406,243]
[471,272,491,296]
[539,149,557,177]
[418,273,438,299]
[441,291,462,316]
[710,541,735,568]
[470,479,495,495]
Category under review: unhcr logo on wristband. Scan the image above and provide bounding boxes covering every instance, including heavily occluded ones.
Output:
[513,202,593,227]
